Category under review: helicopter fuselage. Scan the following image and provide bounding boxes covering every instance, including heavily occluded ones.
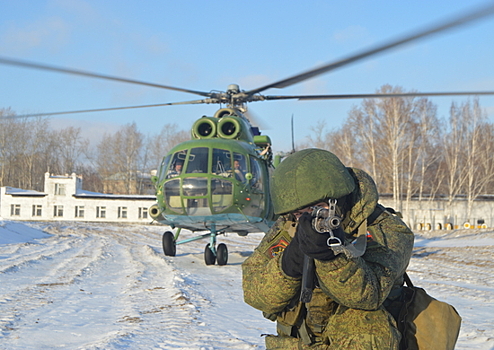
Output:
[150,109,277,236]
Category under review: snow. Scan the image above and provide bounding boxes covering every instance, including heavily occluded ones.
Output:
[0,219,493,349]
[3,187,46,196]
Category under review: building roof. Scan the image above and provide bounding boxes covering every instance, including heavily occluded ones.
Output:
[5,187,47,197]
[74,189,156,200]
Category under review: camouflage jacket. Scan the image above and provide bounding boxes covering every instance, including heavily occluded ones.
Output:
[242,168,414,345]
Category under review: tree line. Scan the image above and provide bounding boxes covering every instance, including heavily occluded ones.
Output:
[2,84,493,214]
[303,85,494,218]
[0,108,188,194]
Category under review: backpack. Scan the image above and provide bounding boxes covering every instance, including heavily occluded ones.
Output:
[397,272,462,350]
[374,206,462,350]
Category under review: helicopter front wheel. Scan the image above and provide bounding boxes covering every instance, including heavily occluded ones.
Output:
[216,243,228,265]
[204,243,216,265]
[162,231,176,256]
[203,243,228,265]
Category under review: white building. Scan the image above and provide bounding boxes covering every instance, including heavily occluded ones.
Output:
[2,173,494,230]
[379,194,494,230]
[0,173,156,223]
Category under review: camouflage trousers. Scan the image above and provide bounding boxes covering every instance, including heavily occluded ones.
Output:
[265,306,401,350]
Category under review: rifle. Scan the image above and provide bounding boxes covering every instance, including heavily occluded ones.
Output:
[300,199,341,303]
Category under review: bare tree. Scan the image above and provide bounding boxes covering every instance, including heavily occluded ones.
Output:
[54,127,89,175]
[440,102,470,219]
[147,123,189,171]
[96,122,148,194]
[305,86,441,217]
[459,99,494,219]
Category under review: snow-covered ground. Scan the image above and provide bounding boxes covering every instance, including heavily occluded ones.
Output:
[0,219,493,349]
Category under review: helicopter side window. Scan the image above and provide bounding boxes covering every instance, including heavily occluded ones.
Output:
[212,148,231,177]
[164,178,182,212]
[249,156,263,190]
[233,153,247,183]
[166,151,187,179]
[185,147,209,174]
[158,154,171,182]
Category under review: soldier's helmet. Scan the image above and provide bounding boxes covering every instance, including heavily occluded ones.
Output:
[271,148,355,215]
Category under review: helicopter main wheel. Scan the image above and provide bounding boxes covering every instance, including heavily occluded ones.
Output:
[162,231,176,256]
[216,243,228,266]
[204,244,216,265]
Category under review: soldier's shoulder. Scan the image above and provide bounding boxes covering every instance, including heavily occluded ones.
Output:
[260,215,297,259]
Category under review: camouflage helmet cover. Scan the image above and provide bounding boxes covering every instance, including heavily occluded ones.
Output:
[271,148,356,214]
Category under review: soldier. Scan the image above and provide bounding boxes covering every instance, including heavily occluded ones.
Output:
[242,148,414,350]
[166,159,183,178]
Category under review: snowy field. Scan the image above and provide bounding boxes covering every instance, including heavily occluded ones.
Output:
[0,219,493,350]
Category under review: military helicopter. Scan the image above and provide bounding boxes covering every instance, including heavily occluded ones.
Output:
[2,3,494,265]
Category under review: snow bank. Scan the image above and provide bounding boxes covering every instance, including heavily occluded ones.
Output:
[0,220,52,245]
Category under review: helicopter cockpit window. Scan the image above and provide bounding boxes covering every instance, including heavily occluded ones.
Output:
[164,178,182,213]
[249,156,263,190]
[158,154,172,182]
[212,149,231,177]
[211,178,233,212]
[183,177,211,216]
[185,147,208,174]
[166,151,187,179]
[233,153,247,183]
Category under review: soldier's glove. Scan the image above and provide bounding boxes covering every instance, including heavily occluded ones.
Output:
[296,212,345,261]
[281,234,304,278]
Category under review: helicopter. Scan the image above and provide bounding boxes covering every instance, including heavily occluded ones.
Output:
[2,3,494,265]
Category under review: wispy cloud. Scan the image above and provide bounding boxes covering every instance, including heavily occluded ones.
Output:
[332,25,369,44]
[1,17,71,54]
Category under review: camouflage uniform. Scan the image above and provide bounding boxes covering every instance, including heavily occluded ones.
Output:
[242,167,414,350]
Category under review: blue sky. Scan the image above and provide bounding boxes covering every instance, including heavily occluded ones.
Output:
[1,0,494,152]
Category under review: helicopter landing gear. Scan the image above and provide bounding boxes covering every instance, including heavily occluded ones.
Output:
[167,225,228,265]
[202,226,228,265]
[204,242,228,265]
[217,243,228,265]
[162,231,176,256]
[204,243,216,265]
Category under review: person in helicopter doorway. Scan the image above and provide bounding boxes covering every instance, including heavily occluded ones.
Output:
[166,159,183,178]
[242,148,414,350]
[233,159,246,182]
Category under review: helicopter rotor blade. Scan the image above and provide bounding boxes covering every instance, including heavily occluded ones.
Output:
[263,91,494,101]
[244,108,271,130]
[246,2,494,96]
[0,99,216,120]
[0,56,213,98]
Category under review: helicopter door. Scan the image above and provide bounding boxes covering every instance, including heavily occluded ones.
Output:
[232,153,248,183]
[244,156,264,217]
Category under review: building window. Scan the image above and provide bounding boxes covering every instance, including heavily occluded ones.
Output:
[75,206,85,218]
[118,207,128,219]
[54,205,64,217]
[10,204,21,216]
[32,205,42,217]
[96,206,106,218]
[55,183,66,196]
[138,207,148,219]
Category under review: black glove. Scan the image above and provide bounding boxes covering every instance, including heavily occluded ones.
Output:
[296,212,345,261]
[281,234,304,278]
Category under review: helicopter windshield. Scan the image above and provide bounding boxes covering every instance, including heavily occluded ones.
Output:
[164,151,187,180]
[212,148,231,177]
[185,147,208,174]
[160,146,264,216]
